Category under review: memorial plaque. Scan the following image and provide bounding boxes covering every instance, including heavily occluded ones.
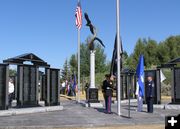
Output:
[144,70,161,104]
[17,65,38,107]
[0,64,9,110]
[88,88,99,103]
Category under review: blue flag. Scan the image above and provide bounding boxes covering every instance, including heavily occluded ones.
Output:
[136,55,144,97]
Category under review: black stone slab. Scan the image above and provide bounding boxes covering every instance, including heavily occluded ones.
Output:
[17,65,39,107]
[0,64,9,110]
[172,67,180,104]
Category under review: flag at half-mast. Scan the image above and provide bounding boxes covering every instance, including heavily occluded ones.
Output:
[75,1,82,29]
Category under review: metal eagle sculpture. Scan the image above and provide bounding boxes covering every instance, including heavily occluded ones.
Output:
[84,12,105,50]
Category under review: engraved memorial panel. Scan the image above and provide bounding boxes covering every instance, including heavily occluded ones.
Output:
[17,65,38,107]
[0,64,8,110]
[173,68,180,103]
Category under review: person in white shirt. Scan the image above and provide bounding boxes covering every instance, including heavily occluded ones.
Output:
[135,78,143,112]
[8,78,14,107]
[61,81,66,95]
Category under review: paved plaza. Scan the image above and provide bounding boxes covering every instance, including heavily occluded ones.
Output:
[0,98,179,129]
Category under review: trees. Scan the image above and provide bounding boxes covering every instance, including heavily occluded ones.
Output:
[9,69,16,76]
[80,39,107,77]
[80,43,90,77]
[69,54,77,74]
[126,35,180,69]
[130,38,146,69]
[164,36,180,60]
[61,59,70,81]
[62,35,180,87]
[94,43,107,73]
[156,42,169,64]
[145,38,158,67]
[62,37,108,86]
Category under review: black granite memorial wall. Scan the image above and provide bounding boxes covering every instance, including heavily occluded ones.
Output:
[0,64,9,110]
[45,68,60,106]
[172,67,180,104]
[17,65,39,107]
[120,74,136,100]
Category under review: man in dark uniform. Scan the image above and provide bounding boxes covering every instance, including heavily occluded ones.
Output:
[146,76,155,113]
[102,74,113,114]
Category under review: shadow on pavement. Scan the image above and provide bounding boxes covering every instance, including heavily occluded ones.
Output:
[95,108,106,113]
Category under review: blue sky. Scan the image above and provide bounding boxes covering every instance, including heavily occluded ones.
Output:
[0,0,180,69]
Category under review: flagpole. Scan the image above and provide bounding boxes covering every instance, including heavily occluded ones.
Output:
[77,27,80,102]
[116,0,121,116]
[77,0,81,103]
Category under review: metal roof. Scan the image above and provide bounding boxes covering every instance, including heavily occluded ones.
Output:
[3,53,50,67]
[167,57,180,64]
[157,57,180,68]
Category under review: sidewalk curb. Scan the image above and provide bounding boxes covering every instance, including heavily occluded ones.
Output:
[0,106,63,117]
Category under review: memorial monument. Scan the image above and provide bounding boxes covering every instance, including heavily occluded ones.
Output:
[2,53,61,108]
[84,13,104,107]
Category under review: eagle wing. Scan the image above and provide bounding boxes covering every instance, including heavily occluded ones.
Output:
[94,37,105,48]
[84,13,91,26]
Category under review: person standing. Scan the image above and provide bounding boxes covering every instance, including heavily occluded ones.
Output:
[102,74,113,114]
[8,78,14,108]
[146,76,155,113]
[135,78,143,112]
[61,81,66,95]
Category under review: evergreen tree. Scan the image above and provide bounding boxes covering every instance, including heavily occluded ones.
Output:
[69,54,77,74]
[61,59,70,81]
[145,38,158,67]
[126,35,180,69]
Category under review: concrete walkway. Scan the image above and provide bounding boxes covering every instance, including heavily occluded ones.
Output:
[0,99,179,129]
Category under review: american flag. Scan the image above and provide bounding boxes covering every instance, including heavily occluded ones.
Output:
[75,2,82,29]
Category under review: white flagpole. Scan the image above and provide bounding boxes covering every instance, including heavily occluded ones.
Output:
[77,0,81,103]
[116,0,121,116]
[77,28,80,102]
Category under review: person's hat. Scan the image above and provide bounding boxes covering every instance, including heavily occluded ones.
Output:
[105,74,110,78]
[146,72,154,77]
